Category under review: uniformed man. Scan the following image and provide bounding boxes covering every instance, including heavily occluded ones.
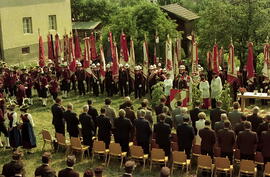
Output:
[134,66,144,99]
[75,63,86,96]
[61,64,71,98]
[92,64,101,97]
[49,75,59,101]
[119,64,130,97]
[105,64,113,97]
[40,73,48,106]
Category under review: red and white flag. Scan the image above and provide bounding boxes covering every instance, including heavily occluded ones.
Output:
[69,36,76,72]
[38,35,45,68]
[90,32,97,61]
[99,43,106,81]
[129,38,136,80]
[54,33,61,66]
[74,31,82,60]
[63,34,69,63]
[83,37,91,68]
[113,41,119,78]
[143,39,149,79]
[227,43,237,84]
[47,34,54,60]
[212,44,219,73]
[191,36,198,74]
[165,34,173,78]
[120,33,129,64]
[246,42,254,80]
[262,42,270,78]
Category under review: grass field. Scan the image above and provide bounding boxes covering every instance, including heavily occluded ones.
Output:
[0,91,170,177]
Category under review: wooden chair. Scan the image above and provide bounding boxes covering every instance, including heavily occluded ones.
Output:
[41,130,54,151]
[70,137,89,160]
[233,149,241,164]
[263,162,270,177]
[238,160,257,177]
[255,151,264,166]
[150,148,168,171]
[214,157,233,177]
[192,144,201,158]
[196,155,214,177]
[55,133,70,154]
[171,151,190,174]
[107,143,127,168]
[92,140,109,163]
[129,145,148,170]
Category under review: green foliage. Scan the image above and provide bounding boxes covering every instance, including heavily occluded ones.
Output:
[217,83,233,112]
[151,82,165,107]
[191,83,202,107]
[256,53,264,75]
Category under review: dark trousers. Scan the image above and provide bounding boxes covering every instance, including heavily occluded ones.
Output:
[201,149,213,158]
[0,122,8,137]
[51,92,58,100]
[211,99,216,108]
[93,84,99,97]
[54,124,65,135]
[138,141,150,154]
[78,81,85,95]
[179,146,192,159]
[119,83,129,97]
[98,136,111,149]
[159,143,171,157]
[135,87,143,99]
[240,153,254,160]
[116,138,129,152]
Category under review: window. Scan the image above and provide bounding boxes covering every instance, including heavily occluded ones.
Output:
[22,47,30,54]
[49,15,57,30]
[23,17,33,34]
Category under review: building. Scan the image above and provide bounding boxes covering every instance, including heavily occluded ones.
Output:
[0,0,72,64]
[161,3,200,57]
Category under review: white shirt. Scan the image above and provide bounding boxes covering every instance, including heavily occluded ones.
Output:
[210,76,223,98]
[199,80,210,98]
[5,111,18,128]
[164,78,173,96]
[21,113,35,127]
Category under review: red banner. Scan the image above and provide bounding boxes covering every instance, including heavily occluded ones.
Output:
[38,35,45,68]
[246,42,254,80]
[90,33,97,60]
[74,32,82,60]
[83,38,91,68]
[69,37,76,72]
[227,44,237,84]
[47,34,54,60]
[212,44,219,73]
[170,89,189,107]
[120,33,129,62]
[54,33,61,66]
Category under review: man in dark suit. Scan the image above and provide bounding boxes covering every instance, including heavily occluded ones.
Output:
[257,115,270,138]
[154,113,171,156]
[134,109,152,154]
[261,124,270,163]
[199,120,216,157]
[210,101,226,129]
[247,106,263,132]
[189,101,202,134]
[214,113,232,133]
[234,116,247,135]
[217,121,236,162]
[177,117,195,159]
[96,108,112,149]
[228,102,242,129]
[79,105,95,153]
[154,97,166,116]
[51,98,65,135]
[237,121,258,160]
[87,100,98,135]
[58,155,79,177]
[2,151,24,177]
[114,109,133,152]
[63,103,80,138]
[35,152,56,177]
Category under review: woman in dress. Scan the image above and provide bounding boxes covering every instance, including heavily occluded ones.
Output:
[7,104,21,151]
[20,105,36,153]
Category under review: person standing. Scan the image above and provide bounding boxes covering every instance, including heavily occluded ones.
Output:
[87,100,98,135]
[228,102,242,130]
[154,113,171,156]
[79,105,95,153]
[199,120,216,157]
[134,66,144,99]
[114,109,133,152]
[134,109,152,154]
[34,152,56,177]
[64,103,80,138]
[199,75,210,109]
[247,106,263,132]
[155,97,167,117]
[105,64,114,97]
[20,105,36,153]
[237,121,258,160]
[58,155,79,177]
[210,72,223,108]
[189,101,202,133]
[177,117,195,159]
[76,64,86,96]
[40,73,48,106]
[49,76,59,101]
[210,101,226,129]
[51,98,65,135]
[260,124,270,163]
[16,82,26,106]
[7,104,21,151]
[103,98,116,128]
[96,108,112,149]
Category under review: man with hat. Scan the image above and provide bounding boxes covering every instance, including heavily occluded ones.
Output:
[119,64,130,97]
[121,160,136,177]
[134,66,145,99]
[105,64,114,97]
[16,81,26,106]
[92,64,101,97]
[75,63,86,96]
[2,150,25,177]
[60,63,71,98]
[148,65,158,96]
[49,75,59,101]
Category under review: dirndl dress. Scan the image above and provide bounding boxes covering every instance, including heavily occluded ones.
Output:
[21,114,36,149]
[7,112,22,148]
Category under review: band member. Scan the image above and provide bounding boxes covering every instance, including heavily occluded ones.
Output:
[40,73,48,106]
[61,64,71,98]
[134,66,145,99]
[105,64,114,97]
[25,73,33,105]
[8,70,17,97]
[92,64,101,97]
[119,64,130,97]
[199,75,210,109]
[75,63,86,96]
[16,82,26,106]
[210,72,223,108]
[49,75,59,101]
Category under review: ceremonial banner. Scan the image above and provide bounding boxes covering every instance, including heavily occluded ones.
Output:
[207,51,212,70]
[219,47,224,68]
[129,38,136,80]
[191,36,198,74]
[54,33,61,65]
[154,34,159,64]
[69,36,76,72]
[246,42,254,80]
[90,32,97,61]
[120,33,129,64]
[143,40,149,79]
[74,31,82,60]
[170,89,189,108]
[63,34,69,63]
[165,35,173,78]
[176,37,182,63]
[227,43,237,84]
[38,35,45,68]
[47,34,54,60]
[112,42,119,78]
[173,41,179,77]
[262,42,270,78]
[212,44,219,73]
[83,37,91,68]
[99,43,106,81]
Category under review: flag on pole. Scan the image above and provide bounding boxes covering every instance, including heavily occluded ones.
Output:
[191,36,198,74]
[246,42,254,80]
[120,33,129,64]
[154,33,159,65]
[74,31,82,60]
[54,33,61,66]
[99,43,106,81]
[83,37,91,68]
[69,35,76,72]
[219,47,224,68]
[173,40,179,77]
[227,43,237,84]
[63,33,69,63]
[38,35,45,68]
[90,32,97,61]
[113,41,119,78]
[262,41,270,78]
[129,38,136,80]
[212,43,219,73]
[47,33,54,61]
[207,51,212,70]
[176,37,182,64]
[143,38,149,79]
[165,34,173,78]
